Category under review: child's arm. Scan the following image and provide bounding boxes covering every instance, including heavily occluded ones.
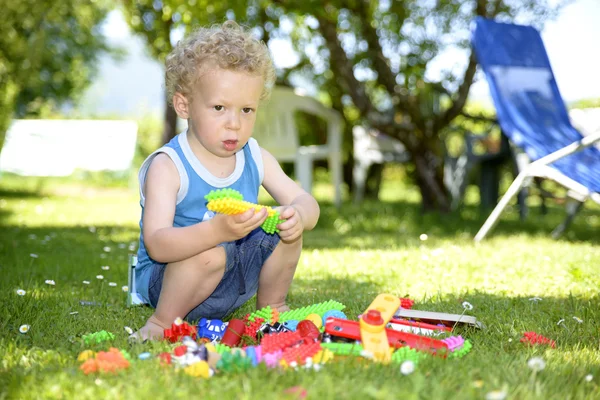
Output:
[260,148,320,242]
[142,154,268,263]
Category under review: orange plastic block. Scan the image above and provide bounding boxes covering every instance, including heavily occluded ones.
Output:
[80,348,130,374]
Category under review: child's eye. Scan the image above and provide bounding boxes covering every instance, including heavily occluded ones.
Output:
[242,108,254,114]
[214,105,224,111]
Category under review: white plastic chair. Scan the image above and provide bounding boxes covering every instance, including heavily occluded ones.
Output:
[352,126,410,203]
[253,86,344,207]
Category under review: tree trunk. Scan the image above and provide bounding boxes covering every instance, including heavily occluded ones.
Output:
[412,149,450,212]
[162,99,178,145]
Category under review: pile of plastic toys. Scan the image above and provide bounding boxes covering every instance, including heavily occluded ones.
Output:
[77,294,473,376]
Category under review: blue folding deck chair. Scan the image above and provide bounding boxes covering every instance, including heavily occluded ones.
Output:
[471,17,600,241]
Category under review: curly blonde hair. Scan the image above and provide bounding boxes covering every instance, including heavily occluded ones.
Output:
[165,20,276,104]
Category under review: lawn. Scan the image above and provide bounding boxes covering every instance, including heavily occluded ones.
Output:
[1,170,599,399]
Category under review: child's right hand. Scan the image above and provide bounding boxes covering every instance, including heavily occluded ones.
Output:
[210,207,269,242]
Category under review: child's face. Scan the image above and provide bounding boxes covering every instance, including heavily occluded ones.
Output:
[174,67,264,159]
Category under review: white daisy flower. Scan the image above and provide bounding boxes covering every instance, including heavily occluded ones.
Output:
[419,233,428,241]
[108,282,117,287]
[527,357,546,371]
[485,390,507,400]
[96,275,104,280]
[19,324,30,334]
[103,246,111,252]
[45,279,55,285]
[528,297,542,302]
[82,280,90,285]
[30,253,38,258]
[462,301,473,310]
[573,316,583,323]
[400,360,415,375]
[174,317,183,325]
[16,289,26,296]
[88,226,96,233]
[585,374,593,382]
[101,266,110,270]
[122,286,129,292]
[124,326,133,335]
[128,243,137,251]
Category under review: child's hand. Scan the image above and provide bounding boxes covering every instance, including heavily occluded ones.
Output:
[211,208,268,242]
[276,206,304,243]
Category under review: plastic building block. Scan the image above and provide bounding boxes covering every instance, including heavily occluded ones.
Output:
[261,331,303,354]
[262,350,282,368]
[447,339,472,359]
[77,350,95,362]
[183,360,211,378]
[216,351,252,373]
[281,342,323,366]
[322,310,347,326]
[296,320,320,342]
[283,320,299,331]
[244,317,265,340]
[325,317,449,356]
[164,319,197,343]
[221,319,246,347]
[80,348,130,374]
[304,313,323,329]
[520,331,556,348]
[205,189,286,234]
[321,342,364,356]
[82,330,115,345]
[391,346,422,364]
[442,335,465,352]
[399,298,415,309]
[279,300,346,323]
[248,306,279,324]
[359,294,400,363]
[197,318,227,341]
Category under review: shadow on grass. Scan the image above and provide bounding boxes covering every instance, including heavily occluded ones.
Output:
[306,198,600,249]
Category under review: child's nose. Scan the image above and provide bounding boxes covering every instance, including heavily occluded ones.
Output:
[226,111,241,130]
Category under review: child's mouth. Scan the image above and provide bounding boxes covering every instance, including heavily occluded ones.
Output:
[223,140,238,151]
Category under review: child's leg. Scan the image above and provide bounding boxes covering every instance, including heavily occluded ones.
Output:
[255,237,302,312]
[134,247,227,340]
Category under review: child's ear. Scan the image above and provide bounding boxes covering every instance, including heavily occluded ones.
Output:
[172,92,190,119]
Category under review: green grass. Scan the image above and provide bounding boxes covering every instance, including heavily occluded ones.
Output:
[1,169,599,399]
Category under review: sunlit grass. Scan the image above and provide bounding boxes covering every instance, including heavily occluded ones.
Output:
[1,169,599,399]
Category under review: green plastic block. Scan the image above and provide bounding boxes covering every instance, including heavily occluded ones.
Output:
[321,342,364,356]
[248,306,273,324]
[279,300,346,323]
[391,346,422,364]
[204,188,244,202]
[448,339,472,359]
[82,330,115,345]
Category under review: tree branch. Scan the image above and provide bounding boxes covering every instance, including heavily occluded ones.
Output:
[314,13,375,117]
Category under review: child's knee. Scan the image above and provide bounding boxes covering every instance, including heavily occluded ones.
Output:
[189,246,226,275]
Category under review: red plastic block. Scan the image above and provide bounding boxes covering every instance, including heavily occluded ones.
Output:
[261,331,303,354]
[521,331,556,348]
[164,321,197,343]
[282,342,323,365]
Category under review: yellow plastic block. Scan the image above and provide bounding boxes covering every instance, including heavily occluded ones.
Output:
[359,293,400,364]
[207,198,277,217]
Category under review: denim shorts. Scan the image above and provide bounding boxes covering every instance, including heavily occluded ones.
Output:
[147,228,280,321]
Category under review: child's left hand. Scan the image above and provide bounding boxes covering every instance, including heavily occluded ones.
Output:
[276,205,304,243]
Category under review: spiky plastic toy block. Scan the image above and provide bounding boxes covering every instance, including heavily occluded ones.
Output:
[278,300,346,323]
[248,306,279,324]
[205,189,285,234]
[281,342,323,366]
[260,331,303,354]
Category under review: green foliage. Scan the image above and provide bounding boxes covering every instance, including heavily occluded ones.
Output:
[570,98,600,109]
[120,0,572,210]
[0,176,599,398]
[0,0,115,153]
